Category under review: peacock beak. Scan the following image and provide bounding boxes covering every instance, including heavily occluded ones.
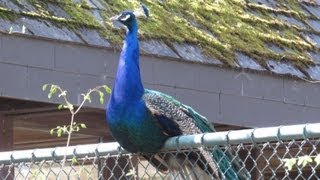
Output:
[109,15,118,22]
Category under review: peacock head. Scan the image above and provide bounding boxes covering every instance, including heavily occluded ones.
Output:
[110,3,149,32]
[110,11,137,32]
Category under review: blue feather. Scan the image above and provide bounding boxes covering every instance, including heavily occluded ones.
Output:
[106,10,250,179]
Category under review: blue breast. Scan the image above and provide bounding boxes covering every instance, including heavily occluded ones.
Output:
[106,100,168,153]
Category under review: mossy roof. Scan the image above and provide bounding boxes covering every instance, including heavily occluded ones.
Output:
[1,0,320,80]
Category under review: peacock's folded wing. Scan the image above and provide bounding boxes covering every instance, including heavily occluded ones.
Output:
[143,89,214,135]
[143,89,250,179]
[143,89,220,178]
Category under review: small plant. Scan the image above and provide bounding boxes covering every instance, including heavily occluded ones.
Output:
[283,155,319,171]
[50,122,87,137]
[42,84,111,166]
[125,168,137,178]
[125,154,137,178]
[31,169,42,179]
[30,160,46,179]
[71,155,78,165]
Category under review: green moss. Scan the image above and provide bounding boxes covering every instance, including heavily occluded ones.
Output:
[27,0,50,16]
[155,0,311,67]
[55,0,100,28]
[79,0,91,9]
[123,0,314,67]
[246,2,305,19]
[0,0,316,68]
[0,7,16,21]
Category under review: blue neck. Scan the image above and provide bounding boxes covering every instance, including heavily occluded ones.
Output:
[110,22,144,106]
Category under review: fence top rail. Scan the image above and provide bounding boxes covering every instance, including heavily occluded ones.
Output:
[1,122,320,164]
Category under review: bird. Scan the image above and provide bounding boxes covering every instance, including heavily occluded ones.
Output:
[106,8,250,180]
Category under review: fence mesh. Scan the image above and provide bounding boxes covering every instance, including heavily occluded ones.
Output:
[1,124,320,179]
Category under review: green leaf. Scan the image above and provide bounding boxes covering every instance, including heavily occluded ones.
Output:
[42,84,48,91]
[50,85,57,93]
[315,155,320,165]
[80,123,87,128]
[58,104,63,109]
[48,85,57,99]
[50,129,55,135]
[31,169,41,178]
[100,97,104,104]
[57,129,63,137]
[102,85,112,94]
[66,102,74,110]
[99,91,104,98]
[99,91,104,104]
[125,168,136,177]
[297,155,313,168]
[72,156,78,165]
[283,158,296,171]
[62,126,67,133]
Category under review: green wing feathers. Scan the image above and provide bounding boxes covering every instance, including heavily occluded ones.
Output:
[144,89,250,179]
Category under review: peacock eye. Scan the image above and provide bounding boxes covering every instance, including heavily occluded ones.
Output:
[120,14,131,22]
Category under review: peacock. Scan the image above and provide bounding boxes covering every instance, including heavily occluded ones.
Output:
[106,7,250,180]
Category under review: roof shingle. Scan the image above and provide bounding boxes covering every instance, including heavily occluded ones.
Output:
[0,0,319,80]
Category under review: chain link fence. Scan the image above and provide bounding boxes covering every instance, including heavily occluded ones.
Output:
[1,123,320,179]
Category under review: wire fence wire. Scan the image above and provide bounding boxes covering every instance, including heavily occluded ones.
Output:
[1,123,320,180]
